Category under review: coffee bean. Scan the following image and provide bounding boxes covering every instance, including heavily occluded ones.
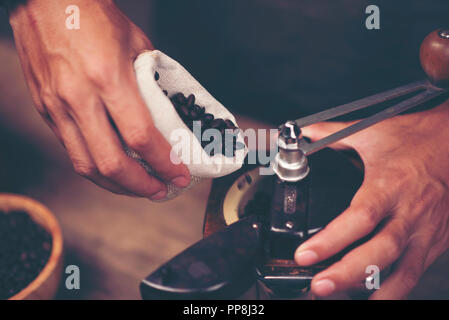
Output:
[210,118,226,130]
[202,113,214,122]
[200,119,209,128]
[0,210,52,299]
[186,94,195,107]
[225,119,237,129]
[169,98,179,109]
[155,90,240,157]
[192,104,204,116]
[179,104,190,118]
[174,93,187,105]
[188,109,200,120]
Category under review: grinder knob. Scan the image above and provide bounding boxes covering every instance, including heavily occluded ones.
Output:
[274,121,309,182]
[420,29,449,87]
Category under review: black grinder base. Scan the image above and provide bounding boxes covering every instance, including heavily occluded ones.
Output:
[203,148,363,298]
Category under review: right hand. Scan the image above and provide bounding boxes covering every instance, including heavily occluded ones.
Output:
[8,0,190,200]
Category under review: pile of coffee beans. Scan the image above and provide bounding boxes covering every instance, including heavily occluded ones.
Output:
[154,72,240,157]
[0,210,52,299]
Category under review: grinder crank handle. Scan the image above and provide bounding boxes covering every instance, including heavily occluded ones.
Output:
[140,215,262,300]
[296,29,449,156]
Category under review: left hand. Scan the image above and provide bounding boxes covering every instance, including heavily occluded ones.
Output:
[295,101,449,299]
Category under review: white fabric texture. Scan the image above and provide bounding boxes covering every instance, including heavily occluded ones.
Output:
[128,50,247,200]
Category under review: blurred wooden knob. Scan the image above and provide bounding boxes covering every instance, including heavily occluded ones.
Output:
[420,29,449,87]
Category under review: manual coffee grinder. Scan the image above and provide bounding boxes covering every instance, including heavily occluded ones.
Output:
[140,29,449,299]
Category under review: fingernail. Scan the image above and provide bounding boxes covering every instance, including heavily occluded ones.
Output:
[150,190,167,201]
[295,250,318,266]
[171,176,190,188]
[313,279,336,297]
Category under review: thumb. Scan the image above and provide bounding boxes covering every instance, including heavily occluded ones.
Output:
[301,120,358,150]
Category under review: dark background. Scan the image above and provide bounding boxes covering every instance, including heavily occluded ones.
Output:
[151,0,449,123]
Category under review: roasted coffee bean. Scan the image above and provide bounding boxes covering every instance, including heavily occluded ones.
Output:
[202,113,214,123]
[154,71,160,81]
[0,210,52,299]
[225,119,237,129]
[200,119,210,128]
[188,109,200,120]
[192,104,204,116]
[179,104,190,118]
[186,94,195,107]
[154,89,240,157]
[210,118,226,130]
[174,92,187,105]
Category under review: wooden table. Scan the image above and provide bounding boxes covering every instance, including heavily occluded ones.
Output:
[1,40,449,299]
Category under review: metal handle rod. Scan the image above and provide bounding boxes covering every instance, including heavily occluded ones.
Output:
[295,80,429,128]
[300,87,448,155]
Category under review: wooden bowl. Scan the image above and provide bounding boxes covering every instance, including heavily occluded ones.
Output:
[0,194,63,300]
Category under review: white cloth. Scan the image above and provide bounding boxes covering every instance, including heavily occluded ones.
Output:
[128,50,247,200]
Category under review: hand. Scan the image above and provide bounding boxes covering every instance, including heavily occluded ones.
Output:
[8,0,190,200]
[296,101,449,299]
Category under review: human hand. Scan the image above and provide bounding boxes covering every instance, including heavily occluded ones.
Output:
[8,0,190,199]
[296,102,449,299]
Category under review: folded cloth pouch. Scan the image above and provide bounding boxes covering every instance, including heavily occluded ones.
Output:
[129,50,247,201]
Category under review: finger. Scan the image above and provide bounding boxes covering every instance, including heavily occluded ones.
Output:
[46,102,133,196]
[101,70,190,188]
[344,266,393,300]
[61,122,135,196]
[84,174,137,197]
[40,111,63,142]
[295,181,393,266]
[309,216,412,297]
[69,96,168,200]
[369,232,433,300]
[300,121,357,150]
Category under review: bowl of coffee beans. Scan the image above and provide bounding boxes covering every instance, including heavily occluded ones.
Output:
[0,194,63,300]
